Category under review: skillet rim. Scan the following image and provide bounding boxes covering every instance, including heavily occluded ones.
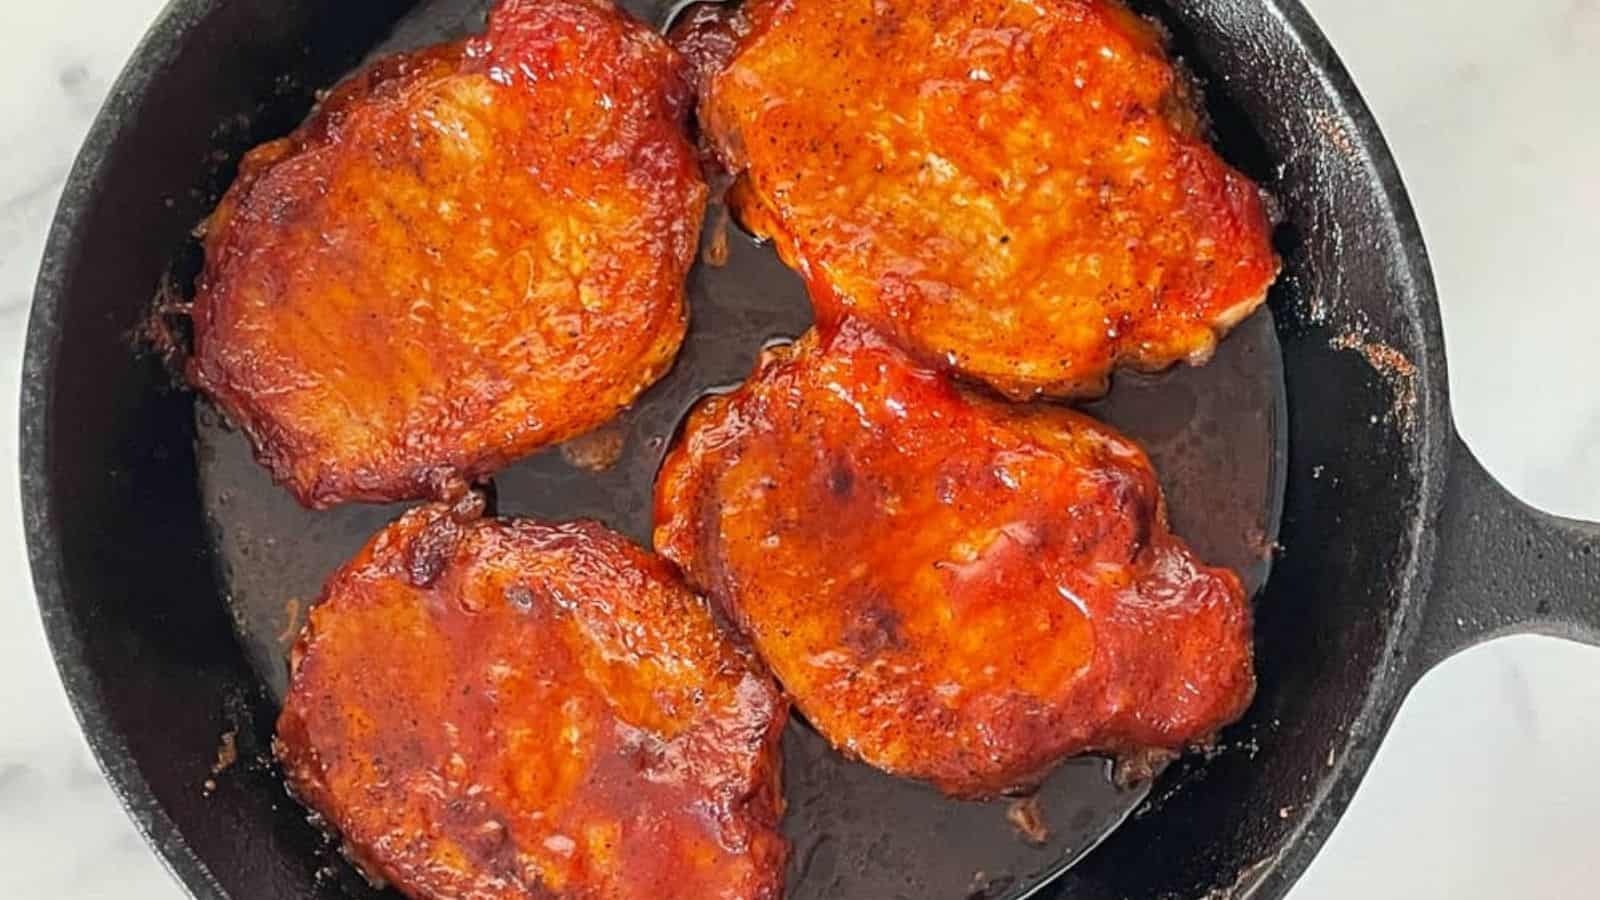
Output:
[1225,1,1449,896]
[18,0,1450,898]
[23,5,240,896]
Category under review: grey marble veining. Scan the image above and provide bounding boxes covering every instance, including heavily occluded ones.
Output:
[1,1,1597,898]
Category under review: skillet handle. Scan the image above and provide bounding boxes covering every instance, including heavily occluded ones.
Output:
[1408,431,1600,682]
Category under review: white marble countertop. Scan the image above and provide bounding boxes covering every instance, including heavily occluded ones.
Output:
[2,1,1596,897]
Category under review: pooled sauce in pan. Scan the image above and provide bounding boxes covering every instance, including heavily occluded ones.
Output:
[193,0,1287,897]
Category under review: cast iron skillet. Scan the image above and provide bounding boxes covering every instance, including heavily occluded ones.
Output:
[21,0,1600,898]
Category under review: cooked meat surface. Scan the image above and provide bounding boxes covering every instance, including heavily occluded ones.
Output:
[190,0,706,507]
[654,320,1254,797]
[684,0,1279,398]
[276,504,788,899]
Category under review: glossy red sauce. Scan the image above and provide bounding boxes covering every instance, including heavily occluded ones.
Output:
[656,319,1255,797]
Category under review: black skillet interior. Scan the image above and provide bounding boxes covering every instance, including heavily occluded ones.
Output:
[23,0,1461,898]
[190,2,1286,897]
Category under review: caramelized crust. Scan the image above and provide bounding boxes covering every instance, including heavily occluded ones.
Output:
[655,320,1254,797]
[688,0,1279,398]
[191,0,706,507]
[276,505,788,899]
